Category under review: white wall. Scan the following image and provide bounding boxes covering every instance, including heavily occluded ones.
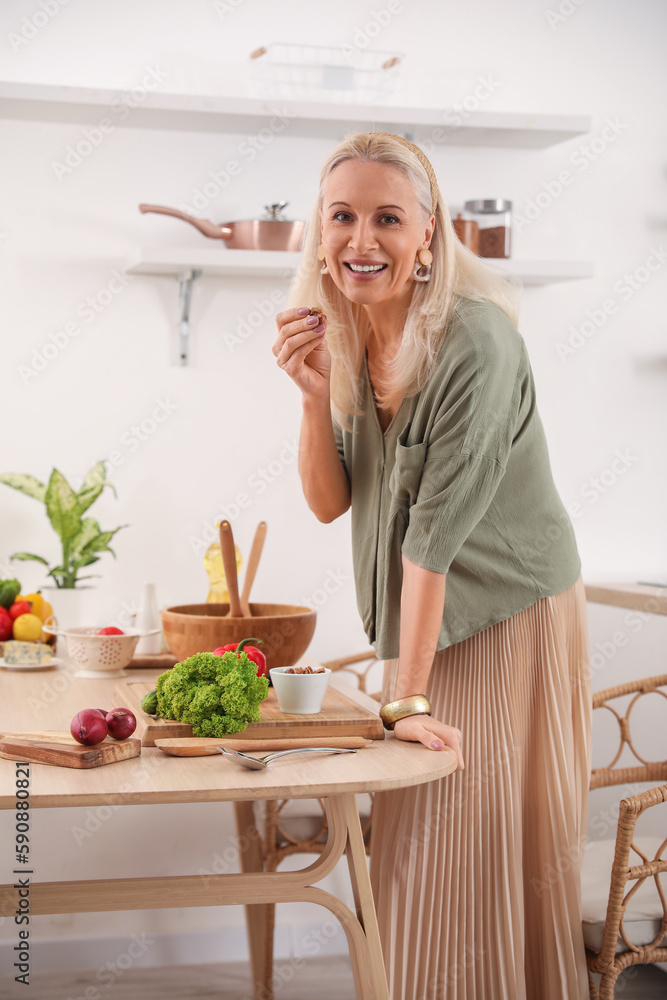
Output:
[1,0,666,978]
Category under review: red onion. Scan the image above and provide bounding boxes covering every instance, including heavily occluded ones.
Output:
[71,709,109,746]
[105,707,137,740]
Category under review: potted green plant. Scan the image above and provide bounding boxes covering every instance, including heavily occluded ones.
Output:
[0,461,126,589]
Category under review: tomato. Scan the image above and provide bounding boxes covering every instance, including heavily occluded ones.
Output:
[9,600,32,621]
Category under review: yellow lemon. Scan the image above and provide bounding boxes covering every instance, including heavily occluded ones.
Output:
[24,592,44,619]
[13,613,45,642]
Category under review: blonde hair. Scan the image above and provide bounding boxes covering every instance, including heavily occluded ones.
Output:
[286,131,522,425]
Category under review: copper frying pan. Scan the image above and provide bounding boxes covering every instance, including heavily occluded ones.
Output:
[138,200,305,251]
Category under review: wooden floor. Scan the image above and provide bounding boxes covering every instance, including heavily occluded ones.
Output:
[1,956,666,998]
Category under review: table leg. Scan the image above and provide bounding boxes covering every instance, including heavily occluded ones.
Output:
[233,800,275,1000]
[328,793,389,1000]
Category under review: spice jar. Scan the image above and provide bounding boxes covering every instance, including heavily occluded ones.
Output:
[463,200,512,258]
[452,213,479,255]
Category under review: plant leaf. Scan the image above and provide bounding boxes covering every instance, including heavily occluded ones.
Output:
[78,462,106,513]
[78,461,117,511]
[0,473,47,503]
[70,518,101,561]
[71,524,126,575]
[45,469,82,542]
[9,552,50,565]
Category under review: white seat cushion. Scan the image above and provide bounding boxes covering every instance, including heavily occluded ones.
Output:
[581,836,667,960]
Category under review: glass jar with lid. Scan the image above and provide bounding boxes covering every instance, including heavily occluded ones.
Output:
[463,200,512,258]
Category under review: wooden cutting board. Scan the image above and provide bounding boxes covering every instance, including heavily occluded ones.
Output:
[114,680,384,747]
[0,730,141,769]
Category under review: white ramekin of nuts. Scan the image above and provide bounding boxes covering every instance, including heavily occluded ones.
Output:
[269,665,331,715]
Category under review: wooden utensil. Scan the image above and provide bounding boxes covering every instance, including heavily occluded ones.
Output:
[0,731,141,769]
[219,519,244,617]
[240,521,267,617]
[154,735,373,756]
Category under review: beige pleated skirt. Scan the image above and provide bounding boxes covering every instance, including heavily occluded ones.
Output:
[369,575,592,1000]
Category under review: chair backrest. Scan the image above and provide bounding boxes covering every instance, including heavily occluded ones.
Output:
[595,783,667,966]
[591,673,667,790]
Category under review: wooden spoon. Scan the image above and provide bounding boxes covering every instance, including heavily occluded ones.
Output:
[154,735,373,757]
[240,521,267,617]
[219,520,244,617]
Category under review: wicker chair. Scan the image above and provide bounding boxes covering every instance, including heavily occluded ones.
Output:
[236,650,381,1000]
[583,673,667,999]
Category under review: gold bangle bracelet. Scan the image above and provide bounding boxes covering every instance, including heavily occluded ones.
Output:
[379,694,432,731]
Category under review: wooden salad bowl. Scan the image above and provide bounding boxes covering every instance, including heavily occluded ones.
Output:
[161,603,316,668]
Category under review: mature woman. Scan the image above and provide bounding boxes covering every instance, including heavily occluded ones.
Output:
[273,132,591,1000]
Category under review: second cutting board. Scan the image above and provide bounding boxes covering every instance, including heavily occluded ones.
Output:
[114,680,384,746]
[0,731,141,768]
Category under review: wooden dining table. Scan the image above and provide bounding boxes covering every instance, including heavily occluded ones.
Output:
[0,667,458,999]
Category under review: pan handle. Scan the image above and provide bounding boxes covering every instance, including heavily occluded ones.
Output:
[138,203,232,240]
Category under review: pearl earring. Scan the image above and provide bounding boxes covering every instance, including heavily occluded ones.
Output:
[318,243,329,275]
[413,247,432,283]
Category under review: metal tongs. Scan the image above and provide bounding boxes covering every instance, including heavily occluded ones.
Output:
[216,745,357,771]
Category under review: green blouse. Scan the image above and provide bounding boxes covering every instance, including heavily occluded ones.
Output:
[333,296,581,659]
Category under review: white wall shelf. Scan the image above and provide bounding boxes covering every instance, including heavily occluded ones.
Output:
[124,247,593,364]
[125,246,594,285]
[0,81,592,148]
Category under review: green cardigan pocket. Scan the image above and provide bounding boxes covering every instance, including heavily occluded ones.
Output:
[389,441,428,507]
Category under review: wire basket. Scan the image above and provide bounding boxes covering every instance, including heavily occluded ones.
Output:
[249,43,403,104]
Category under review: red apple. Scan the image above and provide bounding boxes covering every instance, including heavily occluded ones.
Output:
[105,707,136,740]
[97,626,124,635]
[71,709,108,746]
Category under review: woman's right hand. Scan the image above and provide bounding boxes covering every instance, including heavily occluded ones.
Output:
[273,307,330,399]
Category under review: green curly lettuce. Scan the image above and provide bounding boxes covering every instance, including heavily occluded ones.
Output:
[154,650,269,737]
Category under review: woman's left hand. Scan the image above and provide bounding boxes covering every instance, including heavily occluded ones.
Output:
[393,715,464,770]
